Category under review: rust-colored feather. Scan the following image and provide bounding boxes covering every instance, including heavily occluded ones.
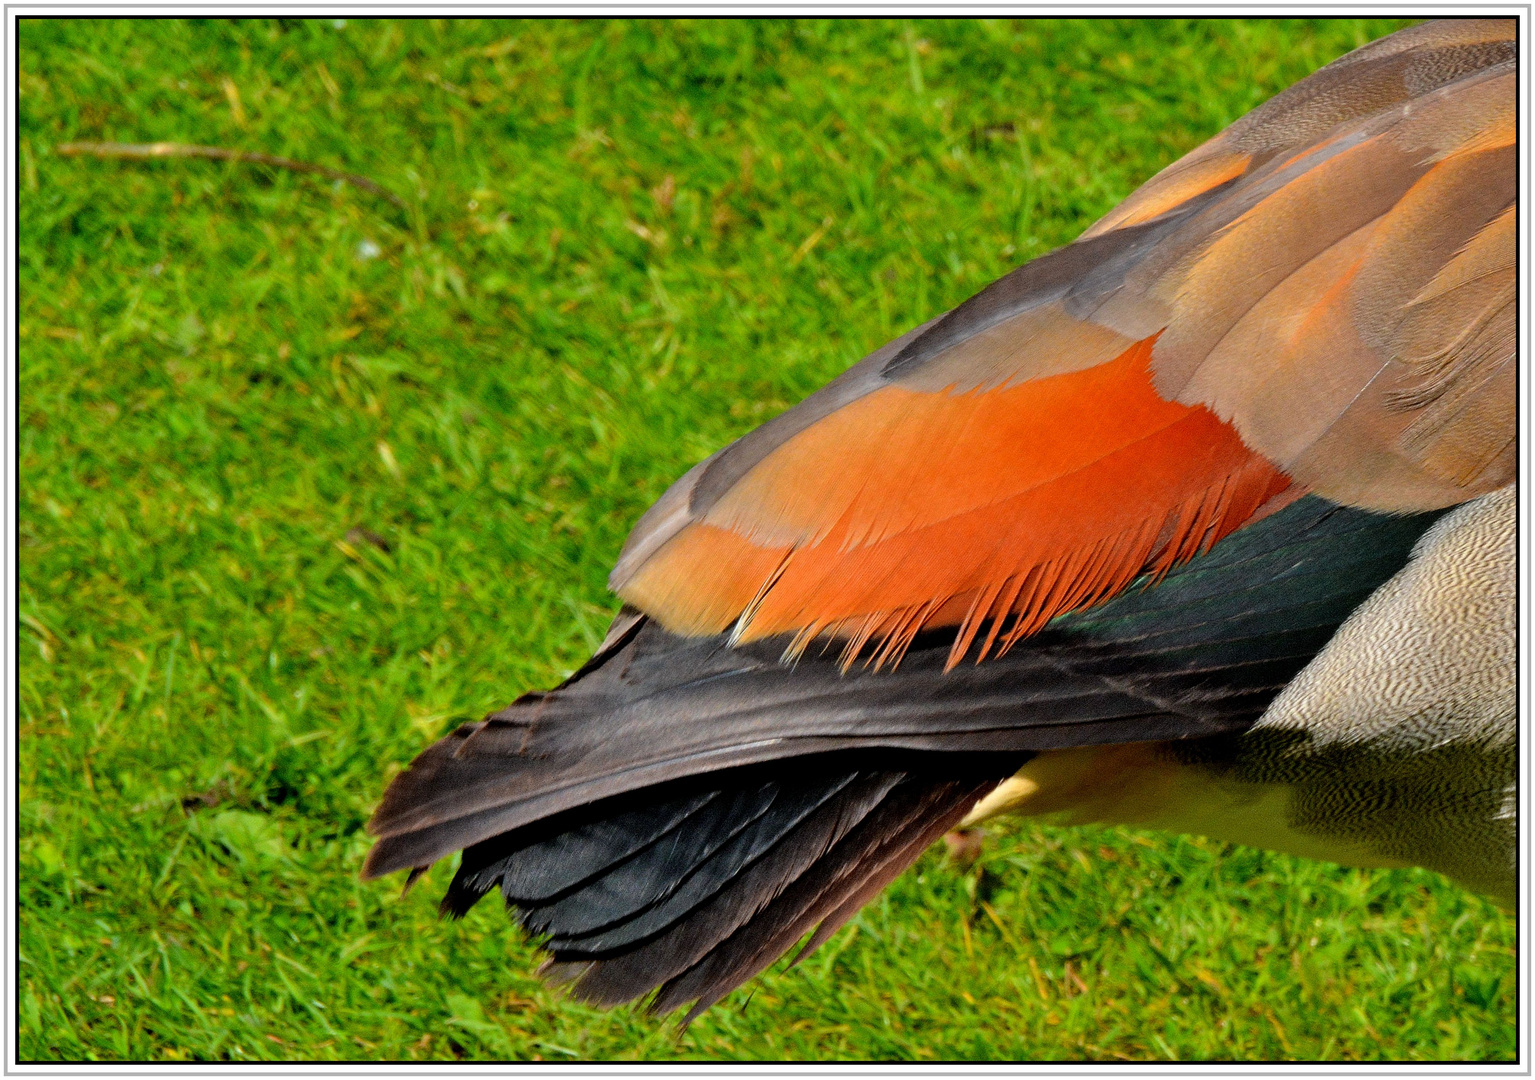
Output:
[619,338,1289,665]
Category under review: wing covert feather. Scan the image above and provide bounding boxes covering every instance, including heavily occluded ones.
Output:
[610,20,1513,651]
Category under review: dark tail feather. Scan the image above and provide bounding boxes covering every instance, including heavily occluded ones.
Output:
[439,758,1008,1017]
[365,497,1451,1016]
[653,773,995,1023]
[367,498,1448,885]
[440,786,722,916]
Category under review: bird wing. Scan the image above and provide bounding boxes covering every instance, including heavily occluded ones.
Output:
[367,496,1449,1015]
[368,496,1446,874]
[365,19,1517,1018]
[611,18,1513,666]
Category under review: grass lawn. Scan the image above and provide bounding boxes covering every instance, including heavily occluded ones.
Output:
[18,17,1517,1062]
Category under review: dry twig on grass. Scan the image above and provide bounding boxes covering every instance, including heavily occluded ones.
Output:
[55,141,406,208]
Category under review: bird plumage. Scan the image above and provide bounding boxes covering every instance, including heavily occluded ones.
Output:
[366,19,1516,1020]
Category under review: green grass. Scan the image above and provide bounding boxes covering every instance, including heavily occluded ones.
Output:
[18,17,1517,1062]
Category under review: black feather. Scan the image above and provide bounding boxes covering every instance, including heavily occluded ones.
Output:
[546,769,912,1006]
[366,496,1449,1014]
[440,788,719,915]
[650,773,996,1021]
[532,774,856,949]
[367,497,1446,880]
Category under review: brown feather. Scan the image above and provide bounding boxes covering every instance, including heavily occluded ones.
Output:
[607,22,1514,656]
[1149,66,1514,511]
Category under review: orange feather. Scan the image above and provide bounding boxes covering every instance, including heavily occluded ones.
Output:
[618,337,1290,667]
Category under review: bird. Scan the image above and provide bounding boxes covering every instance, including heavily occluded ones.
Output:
[364,19,1515,1024]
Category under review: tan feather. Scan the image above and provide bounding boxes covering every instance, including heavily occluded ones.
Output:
[1144,65,1514,511]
